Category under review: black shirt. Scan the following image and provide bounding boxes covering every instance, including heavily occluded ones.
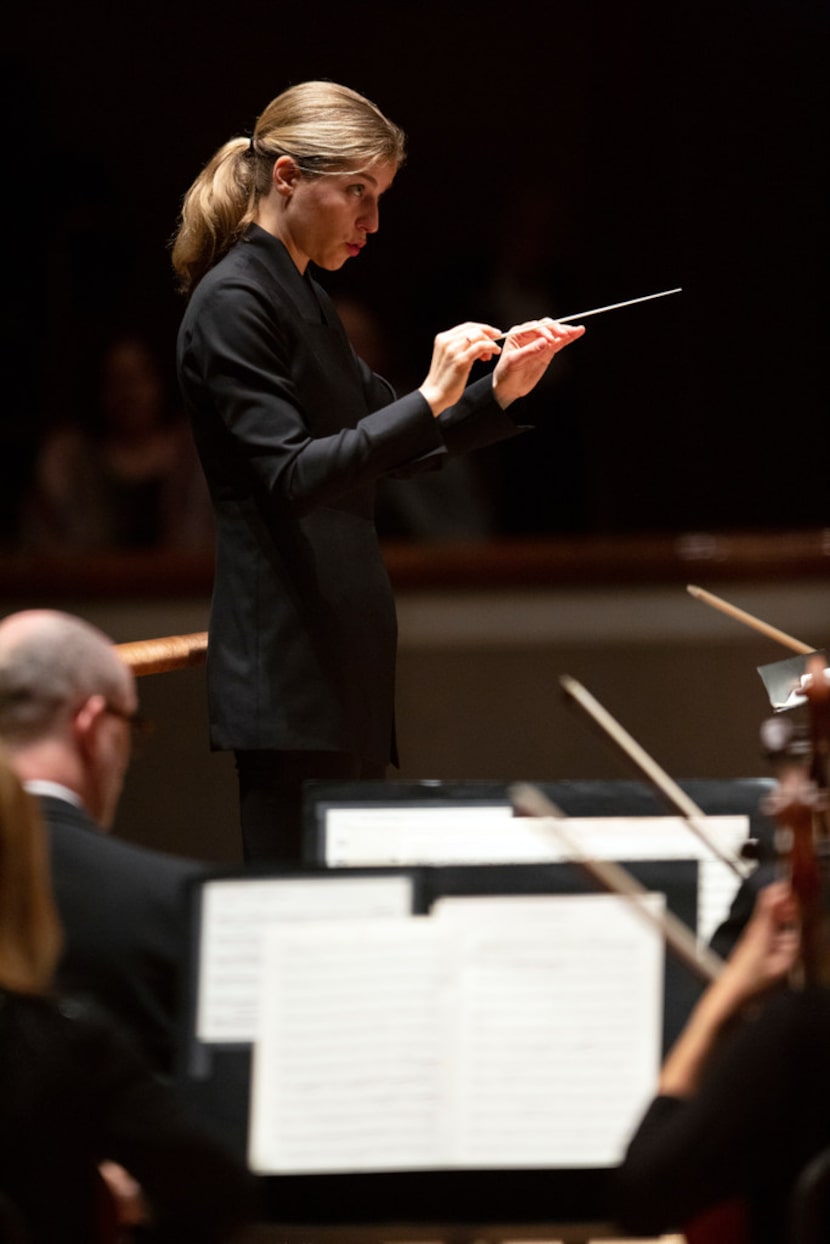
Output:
[613,987,830,1244]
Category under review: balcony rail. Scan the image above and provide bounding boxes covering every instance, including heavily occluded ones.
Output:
[1,528,827,601]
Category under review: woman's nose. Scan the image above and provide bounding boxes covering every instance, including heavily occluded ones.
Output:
[359,203,380,233]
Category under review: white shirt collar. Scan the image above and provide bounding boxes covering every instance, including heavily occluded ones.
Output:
[23,780,84,809]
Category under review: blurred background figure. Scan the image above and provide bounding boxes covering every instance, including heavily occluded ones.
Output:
[21,330,213,553]
[411,179,588,535]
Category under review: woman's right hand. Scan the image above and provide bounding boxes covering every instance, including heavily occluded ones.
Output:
[418,322,502,416]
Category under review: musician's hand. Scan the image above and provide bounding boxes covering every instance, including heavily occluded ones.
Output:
[658,881,800,1099]
[492,318,585,408]
[800,658,830,699]
[98,1160,150,1228]
[418,322,502,416]
[720,881,800,1008]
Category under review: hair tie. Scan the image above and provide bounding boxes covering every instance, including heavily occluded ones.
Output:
[247,135,256,157]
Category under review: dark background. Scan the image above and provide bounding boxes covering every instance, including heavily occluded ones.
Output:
[4,0,827,541]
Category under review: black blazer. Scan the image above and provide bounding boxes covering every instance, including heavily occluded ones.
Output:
[177,225,521,763]
[41,794,204,1076]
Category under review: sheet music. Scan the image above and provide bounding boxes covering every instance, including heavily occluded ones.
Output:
[324,805,515,867]
[196,874,414,1043]
[323,808,747,944]
[249,920,459,1173]
[436,894,664,1167]
[248,896,663,1174]
[513,816,746,946]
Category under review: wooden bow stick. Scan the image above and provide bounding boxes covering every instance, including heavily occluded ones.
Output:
[115,632,208,677]
[686,585,815,655]
[510,781,723,984]
[560,674,749,879]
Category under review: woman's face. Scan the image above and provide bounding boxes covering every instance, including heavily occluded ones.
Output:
[275,158,397,272]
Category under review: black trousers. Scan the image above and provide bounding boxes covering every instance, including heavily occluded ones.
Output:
[234,749,387,864]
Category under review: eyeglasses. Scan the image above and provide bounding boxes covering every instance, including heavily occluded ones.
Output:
[103,702,155,742]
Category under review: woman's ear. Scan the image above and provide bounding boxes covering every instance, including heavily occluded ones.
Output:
[272,155,300,199]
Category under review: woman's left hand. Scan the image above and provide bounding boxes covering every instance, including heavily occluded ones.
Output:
[492,319,585,409]
[719,880,801,1008]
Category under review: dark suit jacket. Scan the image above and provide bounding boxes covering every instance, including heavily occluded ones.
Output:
[177,225,522,763]
[41,794,205,1077]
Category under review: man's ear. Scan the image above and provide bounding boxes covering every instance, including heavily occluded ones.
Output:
[272,155,300,199]
[72,694,107,761]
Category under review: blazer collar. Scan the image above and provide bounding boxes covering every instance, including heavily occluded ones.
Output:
[242,223,327,326]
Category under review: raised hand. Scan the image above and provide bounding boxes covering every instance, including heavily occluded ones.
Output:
[418,322,502,415]
[492,318,585,409]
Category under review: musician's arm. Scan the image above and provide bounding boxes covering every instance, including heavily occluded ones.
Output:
[659,881,799,1096]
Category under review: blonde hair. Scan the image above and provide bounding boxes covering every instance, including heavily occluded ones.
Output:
[171,80,406,297]
[0,746,62,995]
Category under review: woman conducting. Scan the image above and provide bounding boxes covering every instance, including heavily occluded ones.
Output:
[172,80,584,862]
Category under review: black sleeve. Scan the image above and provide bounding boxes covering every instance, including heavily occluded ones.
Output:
[612,992,811,1236]
[182,277,523,514]
[182,276,448,513]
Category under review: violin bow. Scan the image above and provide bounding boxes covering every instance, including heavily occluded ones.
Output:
[510,781,723,984]
[686,585,815,655]
[559,675,749,879]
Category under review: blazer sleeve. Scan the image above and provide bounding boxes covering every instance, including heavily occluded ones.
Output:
[180,273,522,517]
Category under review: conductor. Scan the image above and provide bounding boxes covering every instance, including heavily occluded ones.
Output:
[172,80,584,862]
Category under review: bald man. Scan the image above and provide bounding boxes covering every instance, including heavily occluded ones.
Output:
[0,610,205,1077]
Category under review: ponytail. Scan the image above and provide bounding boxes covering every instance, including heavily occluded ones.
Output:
[171,136,264,297]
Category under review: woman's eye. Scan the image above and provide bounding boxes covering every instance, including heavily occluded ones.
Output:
[348,185,365,197]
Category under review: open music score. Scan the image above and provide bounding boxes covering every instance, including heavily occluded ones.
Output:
[248,894,664,1174]
[195,872,416,1044]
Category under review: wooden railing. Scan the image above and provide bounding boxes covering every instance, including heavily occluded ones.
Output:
[5,528,816,678]
[1,528,828,602]
[115,632,208,676]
